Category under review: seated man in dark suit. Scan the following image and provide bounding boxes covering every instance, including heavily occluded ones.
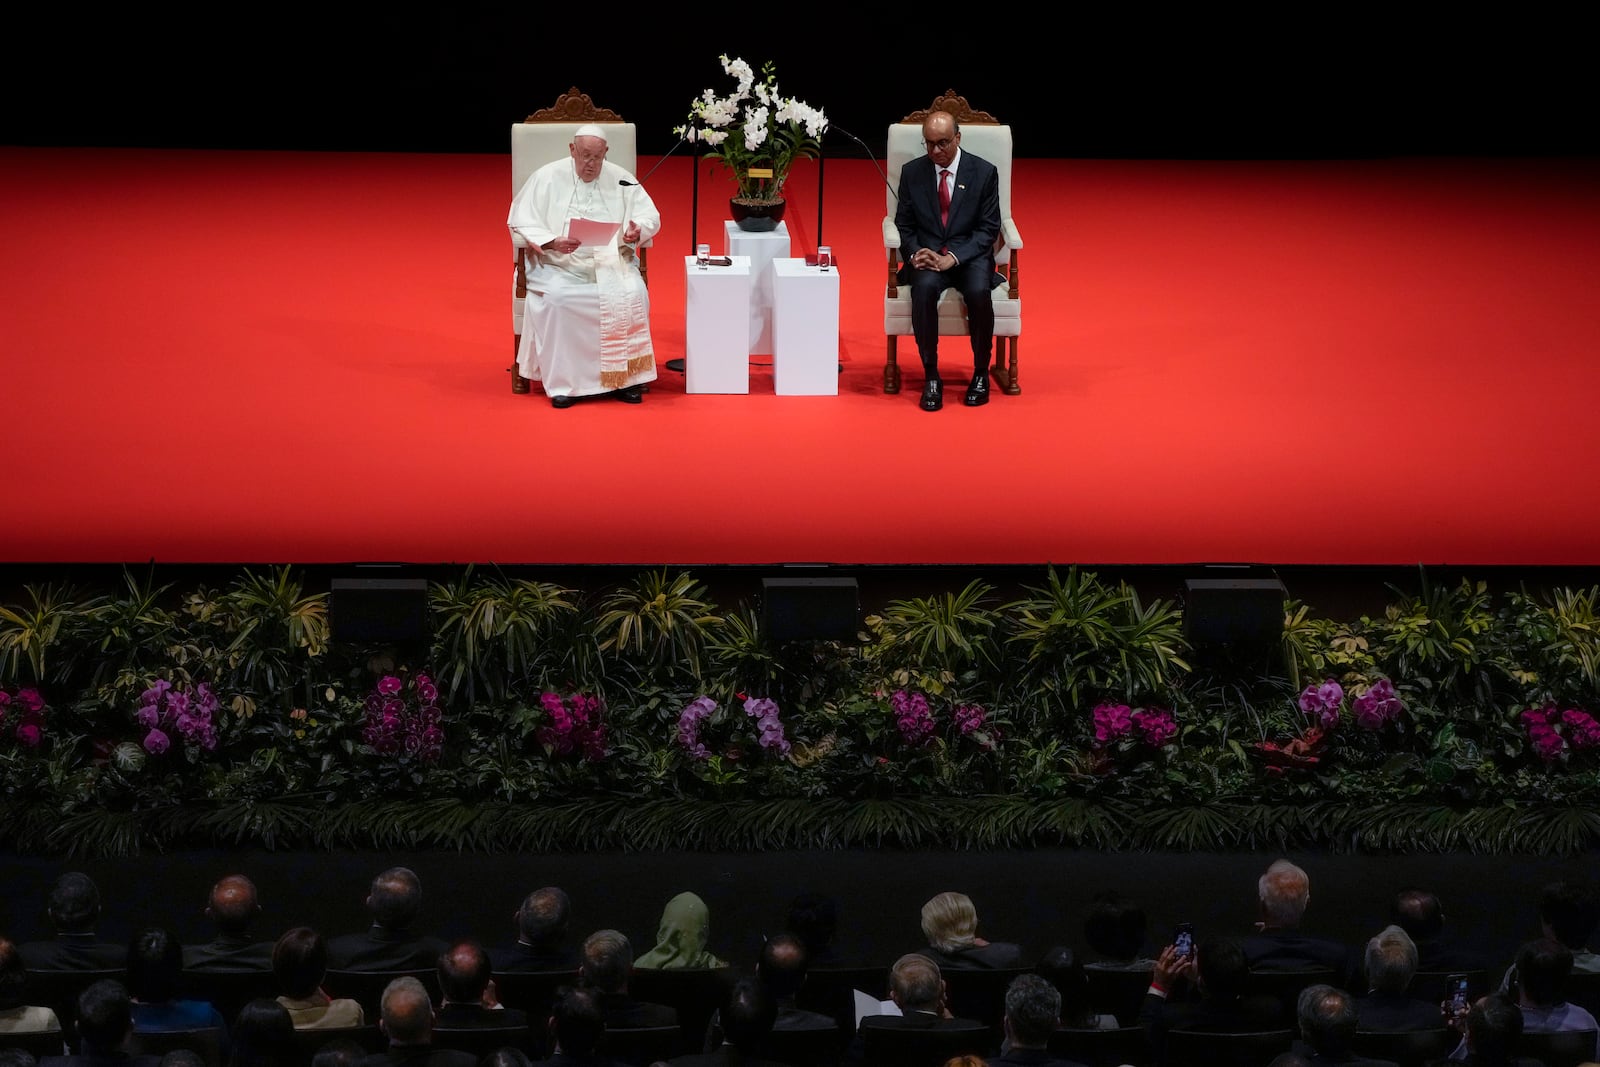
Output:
[1289,985,1399,1066]
[703,933,836,1050]
[1140,936,1284,1059]
[361,977,475,1067]
[531,987,610,1067]
[434,941,527,1032]
[38,980,161,1067]
[20,874,125,972]
[785,894,844,968]
[577,931,675,1031]
[851,953,990,1064]
[1243,860,1354,988]
[916,893,1023,971]
[668,979,785,1067]
[328,869,448,973]
[1354,926,1447,1031]
[183,875,274,972]
[989,974,1087,1067]
[492,889,578,974]
[1389,888,1491,975]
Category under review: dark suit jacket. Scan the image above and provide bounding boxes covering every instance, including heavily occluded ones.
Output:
[358,1044,478,1067]
[666,1048,789,1067]
[489,944,579,973]
[987,1047,1089,1067]
[20,934,126,971]
[1353,992,1448,1031]
[848,1011,991,1066]
[40,1054,161,1067]
[1242,929,1355,987]
[1288,1038,1400,1066]
[327,926,450,971]
[919,943,1025,971]
[434,1003,529,1030]
[893,150,1001,275]
[598,991,677,1029]
[183,934,275,971]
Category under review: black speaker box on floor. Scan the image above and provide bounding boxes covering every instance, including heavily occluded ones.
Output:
[762,577,860,643]
[1183,575,1287,659]
[330,577,430,646]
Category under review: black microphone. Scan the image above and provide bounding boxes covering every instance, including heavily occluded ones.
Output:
[829,123,898,201]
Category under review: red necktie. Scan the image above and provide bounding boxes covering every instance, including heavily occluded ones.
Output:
[939,169,951,227]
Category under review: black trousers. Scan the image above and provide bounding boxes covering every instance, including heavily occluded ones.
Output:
[908,259,994,379]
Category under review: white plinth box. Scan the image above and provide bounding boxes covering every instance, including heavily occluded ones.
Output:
[723,220,789,355]
[684,255,752,394]
[771,258,840,396]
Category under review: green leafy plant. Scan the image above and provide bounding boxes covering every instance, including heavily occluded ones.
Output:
[595,569,722,682]
[430,568,576,704]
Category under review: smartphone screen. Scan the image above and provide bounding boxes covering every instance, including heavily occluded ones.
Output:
[1174,922,1195,959]
[1449,973,1470,1011]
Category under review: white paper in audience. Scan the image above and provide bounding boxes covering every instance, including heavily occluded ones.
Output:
[853,988,901,1027]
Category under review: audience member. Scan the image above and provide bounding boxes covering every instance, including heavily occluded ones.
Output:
[532,987,609,1067]
[0,1047,39,1067]
[1428,993,1542,1067]
[38,980,161,1067]
[311,1039,369,1067]
[158,1052,204,1067]
[185,876,274,973]
[478,1052,530,1067]
[1389,888,1489,975]
[1509,938,1599,1060]
[578,931,675,1030]
[272,927,364,1030]
[634,895,726,971]
[1500,880,1600,994]
[362,977,474,1067]
[125,928,225,1033]
[1,937,63,1033]
[859,953,987,1036]
[492,891,578,974]
[667,979,783,1067]
[1033,948,1116,1030]
[989,973,1088,1067]
[1242,860,1355,987]
[1290,985,1398,1066]
[784,894,842,968]
[435,942,527,1031]
[328,869,448,973]
[916,893,1023,972]
[1353,926,1444,1031]
[1139,936,1283,1056]
[703,933,834,1050]
[20,874,125,972]
[228,999,297,1067]
[1081,892,1152,971]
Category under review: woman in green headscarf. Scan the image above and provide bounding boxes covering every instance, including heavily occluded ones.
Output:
[634,890,728,969]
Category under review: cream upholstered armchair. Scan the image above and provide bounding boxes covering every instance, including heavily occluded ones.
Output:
[883,91,1021,395]
[509,88,648,394]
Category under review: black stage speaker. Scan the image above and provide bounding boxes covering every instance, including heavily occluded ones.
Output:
[330,577,430,646]
[1183,575,1287,659]
[762,577,860,643]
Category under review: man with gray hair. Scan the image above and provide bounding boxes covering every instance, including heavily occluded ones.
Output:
[1353,925,1442,1031]
[328,867,448,972]
[579,929,676,1030]
[988,973,1088,1067]
[1242,859,1354,988]
[361,976,475,1067]
[852,953,989,1063]
[1290,984,1397,1066]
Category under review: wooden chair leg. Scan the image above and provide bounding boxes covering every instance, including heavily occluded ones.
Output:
[511,334,529,394]
[884,336,902,394]
[1005,336,1020,394]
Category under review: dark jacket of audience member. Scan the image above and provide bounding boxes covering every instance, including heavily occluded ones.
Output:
[20,875,126,972]
[184,876,274,973]
[491,889,578,974]
[39,980,161,1067]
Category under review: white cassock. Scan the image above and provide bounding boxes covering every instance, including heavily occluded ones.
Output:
[508,157,661,397]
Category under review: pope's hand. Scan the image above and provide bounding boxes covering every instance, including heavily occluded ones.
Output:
[623,222,642,244]
[545,237,582,254]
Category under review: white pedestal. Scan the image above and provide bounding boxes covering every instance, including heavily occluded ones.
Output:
[772,258,840,396]
[723,220,790,355]
[684,255,751,394]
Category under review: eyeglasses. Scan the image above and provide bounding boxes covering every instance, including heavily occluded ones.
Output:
[922,138,956,152]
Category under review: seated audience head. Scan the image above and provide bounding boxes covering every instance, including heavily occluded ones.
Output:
[1258,859,1311,928]
[1196,937,1251,1000]
[1390,887,1446,944]
[580,930,632,994]
[272,926,328,1000]
[721,978,778,1054]
[439,941,494,1005]
[516,887,571,950]
[889,953,944,1014]
[160,1051,206,1067]
[1538,879,1600,952]
[549,987,605,1057]
[1083,890,1147,962]
[127,927,184,1003]
[785,892,838,959]
[0,1051,37,1067]
[380,975,435,1046]
[1465,993,1524,1062]
[756,933,810,1001]
[1364,924,1419,995]
[48,872,102,933]
[479,1050,531,1067]
[310,1039,367,1067]
[940,1059,986,1067]
[77,979,134,1053]
[1034,946,1094,1028]
[920,892,979,953]
[1297,984,1358,1057]
[369,867,424,930]
[207,874,261,935]
[1003,973,1061,1050]
[1515,937,1574,1007]
[642,891,718,967]
[230,998,296,1067]
[1266,1055,1316,1067]
[0,938,30,1010]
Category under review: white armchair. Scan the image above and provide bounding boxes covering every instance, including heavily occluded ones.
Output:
[883,91,1021,395]
[509,88,647,394]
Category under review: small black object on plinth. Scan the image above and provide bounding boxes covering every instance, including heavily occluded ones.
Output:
[1183,566,1288,672]
[762,577,860,643]
[330,574,430,660]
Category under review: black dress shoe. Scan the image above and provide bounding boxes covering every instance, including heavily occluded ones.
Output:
[964,373,990,407]
[614,385,643,404]
[920,380,943,412]
[550,394,575,409]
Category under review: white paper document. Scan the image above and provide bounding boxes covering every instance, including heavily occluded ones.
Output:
[853,989,901,1028]
[568,217,621,247]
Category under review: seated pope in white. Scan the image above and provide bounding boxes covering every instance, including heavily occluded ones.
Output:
[508,123,661,407]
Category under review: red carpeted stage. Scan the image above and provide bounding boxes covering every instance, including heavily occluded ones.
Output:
[4,147,1599,568]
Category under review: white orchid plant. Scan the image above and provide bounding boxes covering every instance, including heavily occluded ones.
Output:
[677,55,829,203]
